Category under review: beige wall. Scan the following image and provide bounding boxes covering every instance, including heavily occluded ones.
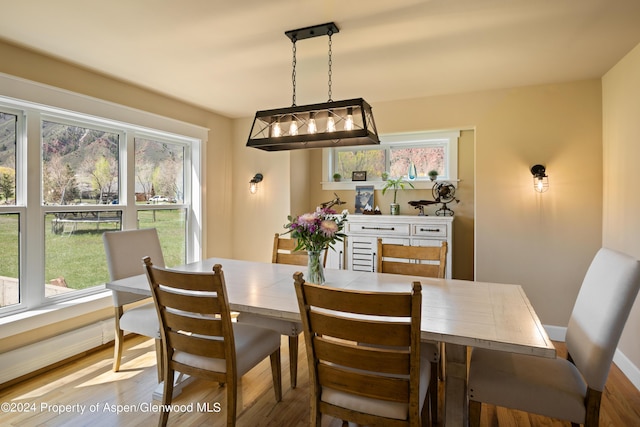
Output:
[602,42,640,368]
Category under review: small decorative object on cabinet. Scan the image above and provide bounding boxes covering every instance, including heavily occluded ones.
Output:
[344,215,453,278]
[381,176,414,215]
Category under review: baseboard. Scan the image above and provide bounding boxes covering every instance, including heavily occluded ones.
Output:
[544,324,640,392]
[613,349,640,391]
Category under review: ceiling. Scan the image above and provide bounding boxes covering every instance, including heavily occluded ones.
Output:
[1,0,640,119]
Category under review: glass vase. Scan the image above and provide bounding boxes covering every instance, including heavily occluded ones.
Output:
[307,250,325,285]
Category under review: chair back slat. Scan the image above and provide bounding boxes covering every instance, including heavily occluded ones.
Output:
[309,311,411,346]
[156,288,222,315]
[377,239,447,279]
[314,336,411,375]
[163,310,223,337]
[303,284,413,317]
[318,363,410,403]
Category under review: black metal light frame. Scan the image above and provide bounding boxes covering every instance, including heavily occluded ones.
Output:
[247,23,380,151]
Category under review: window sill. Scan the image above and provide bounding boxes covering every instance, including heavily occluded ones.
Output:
[321,180,458,191]
[0,291,113,340]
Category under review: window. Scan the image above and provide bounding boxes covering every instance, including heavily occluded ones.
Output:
[0,80,203,316]
[325,130,459,189]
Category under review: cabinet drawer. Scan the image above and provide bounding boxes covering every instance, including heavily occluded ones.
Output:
[412,224,447,238]
[347,222,410,236]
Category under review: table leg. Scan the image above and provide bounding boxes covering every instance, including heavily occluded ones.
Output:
[444,343,468,426]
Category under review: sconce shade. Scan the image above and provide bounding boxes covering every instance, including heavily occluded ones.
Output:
[531,164,549,193]
[249,173,263,194]
[247,98,379,151]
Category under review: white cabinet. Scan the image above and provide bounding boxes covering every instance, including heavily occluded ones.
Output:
[324,240,345,270]
[344,215,453,278]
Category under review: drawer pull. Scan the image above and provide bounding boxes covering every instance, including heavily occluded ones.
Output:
[361,226,395,231]
[420,228,441,232]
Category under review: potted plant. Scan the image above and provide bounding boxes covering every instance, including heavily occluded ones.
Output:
[332,173,342,182]
[382,176,414,215]
[381,171,389,181]
[428,169,439,181]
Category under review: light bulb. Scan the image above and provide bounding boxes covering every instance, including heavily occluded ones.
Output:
[289,119,298,136]
[272,121,282,137]
[327,115,336,132]
[344,107,354,131]
[308,112,317,134]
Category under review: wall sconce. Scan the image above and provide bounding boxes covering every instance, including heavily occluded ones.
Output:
[249,173,263,194]
[530,164,549,193]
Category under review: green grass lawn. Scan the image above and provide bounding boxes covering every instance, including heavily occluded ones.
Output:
[0,209,185,292]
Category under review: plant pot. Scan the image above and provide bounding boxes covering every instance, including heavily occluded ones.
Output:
[390,203,400,215]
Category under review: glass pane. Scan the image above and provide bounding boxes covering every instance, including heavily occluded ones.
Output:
[334,149,385,180]
[0,213,19,308]
[138,209,186,267]
[0,112,17,205]
[42,121,120,205]
[45,211,121,298]
[389,146,446,179]
[135,138,185,204]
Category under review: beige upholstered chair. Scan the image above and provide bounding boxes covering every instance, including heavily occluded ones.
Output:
[144,258,282,427]
[377,238,447,424]
[237,233,325,389]
[103,228,165,381]
[294,272,430,427]
[468,247,640,427]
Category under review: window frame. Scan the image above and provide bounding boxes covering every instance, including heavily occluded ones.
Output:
[322,130,460,191]
[0,76,205,318]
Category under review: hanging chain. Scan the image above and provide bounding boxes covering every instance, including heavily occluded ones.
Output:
[327,30,333,102]
[291,38,297,107]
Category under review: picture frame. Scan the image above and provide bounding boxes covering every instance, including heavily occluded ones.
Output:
[352,171,367,181]
[354,185,374,214]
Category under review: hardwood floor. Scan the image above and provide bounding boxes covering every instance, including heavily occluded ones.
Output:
[1,335,639,426]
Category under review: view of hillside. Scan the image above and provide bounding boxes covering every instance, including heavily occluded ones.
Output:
[0,112,185,205]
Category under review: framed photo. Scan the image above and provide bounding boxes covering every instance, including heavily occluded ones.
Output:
[352,171,367,181]
[355,185,374,214]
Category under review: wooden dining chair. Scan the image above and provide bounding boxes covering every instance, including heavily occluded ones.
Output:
[103,228,165,382]
[377,238,447,424]
[143,257,282,427]
[468,247,640,427]
[237,232,326,389]
[294,272,431,427]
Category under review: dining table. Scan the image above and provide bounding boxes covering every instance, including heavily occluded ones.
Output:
[106,257,556,427]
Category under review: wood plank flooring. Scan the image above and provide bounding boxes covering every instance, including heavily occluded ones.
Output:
[1,335,639,426]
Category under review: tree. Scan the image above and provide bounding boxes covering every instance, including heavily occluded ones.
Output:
[0,170,15,203]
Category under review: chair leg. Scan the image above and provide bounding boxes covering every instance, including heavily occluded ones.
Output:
[584,387,603,427]
[113,307,124,372]
[469,400,482,427]
[226,373,238,427]
[430,361,438,425]
[270,349,283,402]
[154,339,163,383]
[159,368,175,427]
[289,335,298,389]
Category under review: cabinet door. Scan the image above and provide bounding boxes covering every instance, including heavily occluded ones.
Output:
[348,236,377,272]
[325,240,345,270]
[348,236,410,272]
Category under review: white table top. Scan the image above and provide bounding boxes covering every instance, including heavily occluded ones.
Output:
[107,257,555,358]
